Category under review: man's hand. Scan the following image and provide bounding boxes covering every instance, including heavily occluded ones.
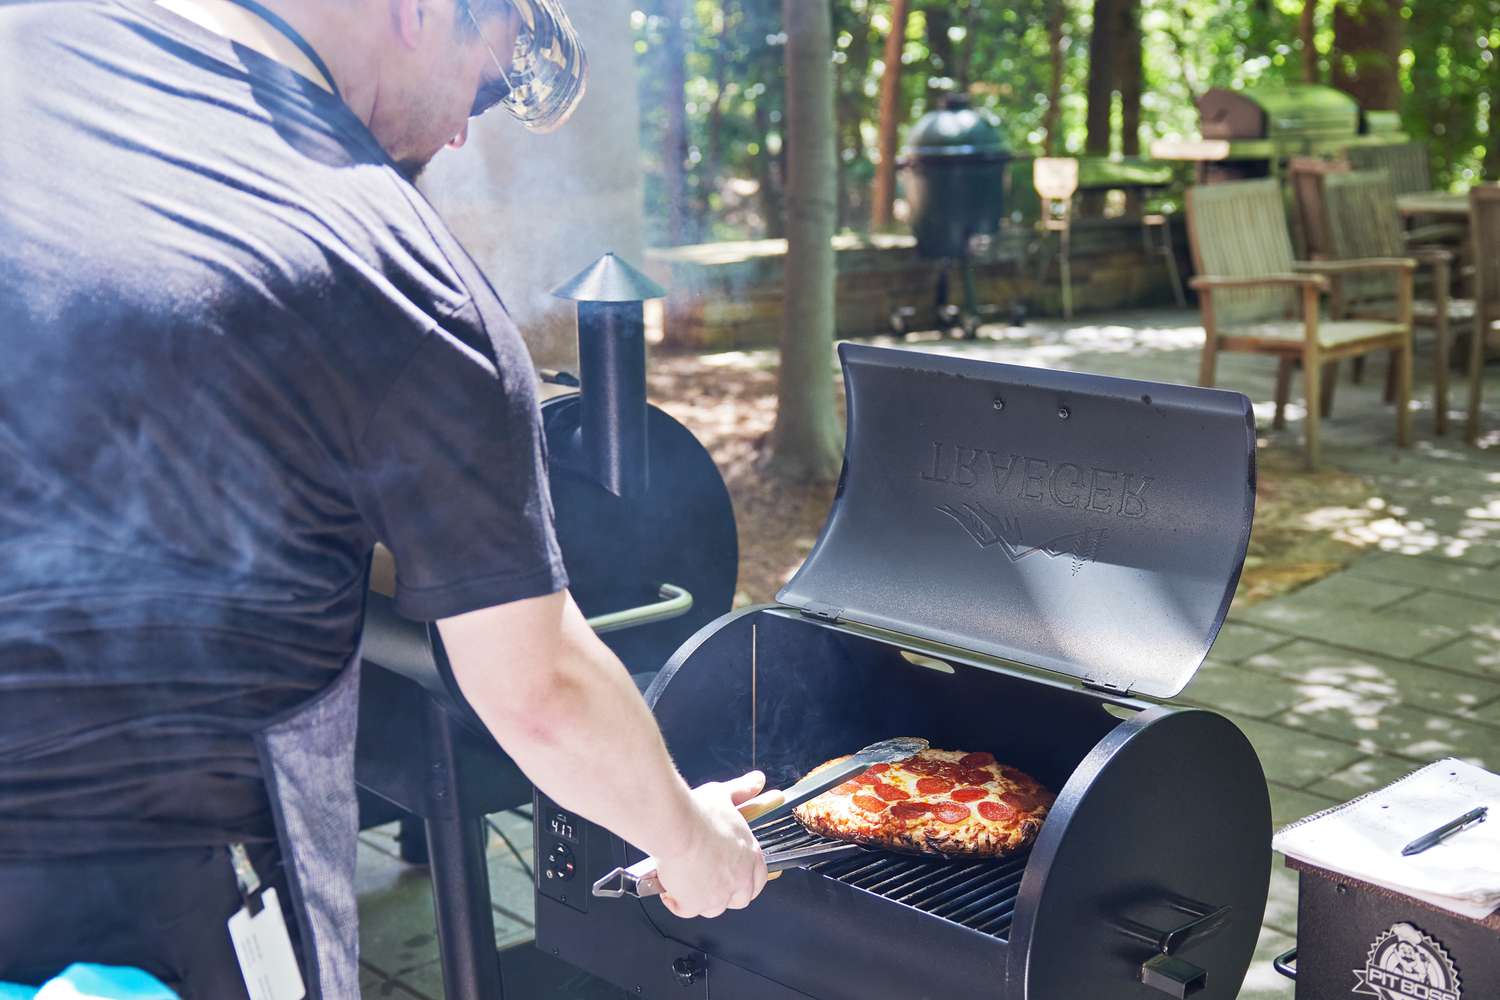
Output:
[654,771,771,919]
[437,592,773,922]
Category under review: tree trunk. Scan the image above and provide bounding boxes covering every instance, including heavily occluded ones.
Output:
[1118,0,1142,214]
[871,0,911,230]
[1084,0,1119,157]
[1489,30,1500,179]
[1331,0,1403,111]
[925,4,955,107]
[754,99,786,239]
[703,11,731,230]
[1043,0,1066,156]
[1119,0,1141,156]
[1300,0,1319,82]
[767,0,843,482]
[661,0,691,244]
[1084,0,1121,214]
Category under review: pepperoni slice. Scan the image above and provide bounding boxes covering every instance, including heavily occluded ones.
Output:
[950,787,987,802]
[959,752,996,768]
[916,776,955,795]
[1000,790,1038,811]
[854,772,879,785]
[890,801,931,820]
[960,769,993,786]
[833,780,862,795]
[866,763,891,775]
[978,800,1017,823]
[998,765,1030,783]
[906,759,941,775]
[933,802,970,824]
[852,794,888,814]
[872,781,910,802]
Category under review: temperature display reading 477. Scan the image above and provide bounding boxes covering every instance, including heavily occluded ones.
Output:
[548,810,580,845]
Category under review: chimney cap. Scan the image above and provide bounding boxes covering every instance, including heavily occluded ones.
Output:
[552,252,667,303]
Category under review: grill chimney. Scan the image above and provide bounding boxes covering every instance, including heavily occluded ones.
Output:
[551,253,666,498]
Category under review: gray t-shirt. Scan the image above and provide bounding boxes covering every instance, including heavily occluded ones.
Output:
[0,0,568,856]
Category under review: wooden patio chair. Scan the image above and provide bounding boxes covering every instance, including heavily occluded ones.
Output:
[1324,170,1474,435]
[1347,142,1432,196]
[1287,156,1349,262]
[1186,178,1415,468]
[1466,184,1500,443]
[1347,142,1468,246]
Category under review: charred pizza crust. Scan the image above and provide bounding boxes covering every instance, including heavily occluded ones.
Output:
[792,747,1054,858]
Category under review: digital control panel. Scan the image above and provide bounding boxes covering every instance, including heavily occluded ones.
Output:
[535,793,588,914]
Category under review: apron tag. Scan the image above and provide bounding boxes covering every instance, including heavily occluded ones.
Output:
[228,886,307,1000]
[227,845,306,1000]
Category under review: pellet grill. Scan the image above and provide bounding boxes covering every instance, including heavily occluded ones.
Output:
[533,344,1273,1000]
[1153,83,1408,185]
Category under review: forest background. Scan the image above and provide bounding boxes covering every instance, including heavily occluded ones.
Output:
[630,0,1500,247]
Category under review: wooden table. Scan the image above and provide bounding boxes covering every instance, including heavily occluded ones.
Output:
[1396,190,1470,218]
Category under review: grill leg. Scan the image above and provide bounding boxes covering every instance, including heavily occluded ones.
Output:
[424,702,506,1000]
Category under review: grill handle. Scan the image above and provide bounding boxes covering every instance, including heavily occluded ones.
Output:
[1120,899,1231,998]
[1272,947,1297,981]
[586,583,693,635]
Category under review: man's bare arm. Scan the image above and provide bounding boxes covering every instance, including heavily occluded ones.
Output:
[436,590,767,918]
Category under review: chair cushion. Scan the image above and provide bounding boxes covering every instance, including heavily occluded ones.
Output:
[1219,318,1406,348]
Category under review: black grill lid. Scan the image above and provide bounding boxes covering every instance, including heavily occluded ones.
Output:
[777,344,1255,699]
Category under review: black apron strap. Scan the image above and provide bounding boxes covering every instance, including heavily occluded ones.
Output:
[216,0,342,100]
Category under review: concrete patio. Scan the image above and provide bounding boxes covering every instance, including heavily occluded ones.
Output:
[355,307,1500,999]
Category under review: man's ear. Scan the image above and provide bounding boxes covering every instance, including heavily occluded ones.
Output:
[393,0,425,49]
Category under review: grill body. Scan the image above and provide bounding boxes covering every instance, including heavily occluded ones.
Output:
[535,607,1271,999]
[535,345,1271,1000]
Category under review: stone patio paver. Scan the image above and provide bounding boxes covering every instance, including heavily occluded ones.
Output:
[1420,633,1500,679]
[1275,698,1500,766]
[1226,715,1369,788]
[1237,600,1463,659]
[1242,639,1500,715]
[1347,552,1500,602]
[1211,622,1295,663]
[1267,783,1342,831]
[1181,660,1310,718]
[1306,753,1423,800]
[355,308,1500,998]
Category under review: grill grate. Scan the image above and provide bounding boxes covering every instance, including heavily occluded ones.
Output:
[755,815,1031,940]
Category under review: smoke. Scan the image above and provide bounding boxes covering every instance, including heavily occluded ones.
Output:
[416,0,652,369]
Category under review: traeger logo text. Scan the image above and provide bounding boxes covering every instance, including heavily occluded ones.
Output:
[920,440,1153,518]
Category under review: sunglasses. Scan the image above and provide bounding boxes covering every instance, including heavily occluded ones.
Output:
[464,1,516,118]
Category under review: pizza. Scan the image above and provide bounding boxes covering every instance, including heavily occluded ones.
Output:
[791,746,1055,858]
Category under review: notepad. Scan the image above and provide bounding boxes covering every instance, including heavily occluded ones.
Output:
[1273,758,1500,920]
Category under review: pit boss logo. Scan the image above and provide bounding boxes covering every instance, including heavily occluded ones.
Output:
[1352,923,1461,1000]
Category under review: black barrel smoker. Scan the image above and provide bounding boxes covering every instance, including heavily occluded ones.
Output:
[534,345,1274,999]
[894,95,1014,339]
[355,253,738,1000]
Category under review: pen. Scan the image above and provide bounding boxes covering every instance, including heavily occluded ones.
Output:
[1401,806,1488,857]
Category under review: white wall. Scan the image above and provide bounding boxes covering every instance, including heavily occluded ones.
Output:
[420,0,645,367]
